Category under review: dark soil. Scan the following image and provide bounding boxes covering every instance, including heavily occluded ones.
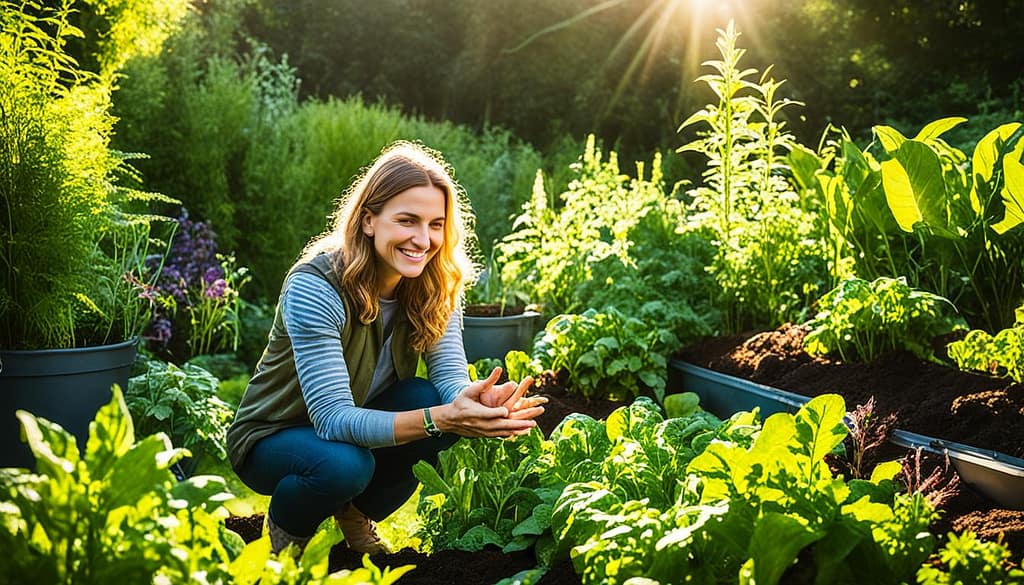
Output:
[675,324,1024,559]
[464,304,527,317]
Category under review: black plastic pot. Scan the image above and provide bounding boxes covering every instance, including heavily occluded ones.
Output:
[463,311,541,362]
[668,358,1024,510]
[0,338,137,469]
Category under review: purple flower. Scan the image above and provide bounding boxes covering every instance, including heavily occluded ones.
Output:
[145,315,173,345]
[204,278,229,300]
[203,265,224,284]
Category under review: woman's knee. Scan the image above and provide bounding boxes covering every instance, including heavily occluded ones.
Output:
[309,444,376,497]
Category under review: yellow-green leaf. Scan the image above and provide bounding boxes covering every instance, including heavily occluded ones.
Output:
[869,460,903,483]
[873,125,906,154]
[970,123,1022,214]
[880,141,948,233]
[913,117,967,142]
[992,139,1024,234]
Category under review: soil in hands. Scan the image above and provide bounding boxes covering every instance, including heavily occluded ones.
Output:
[676,324,1024,559]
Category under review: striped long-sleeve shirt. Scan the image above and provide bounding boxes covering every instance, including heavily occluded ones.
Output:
[281,272,470,448]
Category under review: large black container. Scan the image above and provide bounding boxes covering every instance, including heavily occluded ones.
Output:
[463,311,541,363]
[0,338,137,468]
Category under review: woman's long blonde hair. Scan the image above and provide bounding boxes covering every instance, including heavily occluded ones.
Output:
[300,142,478,352]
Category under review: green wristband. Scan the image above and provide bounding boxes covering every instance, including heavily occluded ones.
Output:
[423,407,442,438]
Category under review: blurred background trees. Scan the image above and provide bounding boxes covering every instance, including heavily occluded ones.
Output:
[241,0,1022,154]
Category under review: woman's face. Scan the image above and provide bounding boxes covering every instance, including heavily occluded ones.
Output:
[361,184,446,298]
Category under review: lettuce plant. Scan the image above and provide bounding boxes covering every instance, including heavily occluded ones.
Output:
[947,306,1024,381]
[532,308,669,402]
[414,429,552,556]
[803,276,966,362]
[552,395,941,585]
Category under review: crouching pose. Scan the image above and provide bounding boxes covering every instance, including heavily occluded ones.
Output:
[227,142,546,555]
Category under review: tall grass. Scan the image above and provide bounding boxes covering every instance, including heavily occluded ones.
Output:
[114,19,552,299]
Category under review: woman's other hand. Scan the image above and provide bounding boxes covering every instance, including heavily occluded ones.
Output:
[476,367,547,421]
[435,382,537,438]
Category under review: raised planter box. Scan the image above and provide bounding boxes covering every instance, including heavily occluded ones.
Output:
[668,359,1024,511]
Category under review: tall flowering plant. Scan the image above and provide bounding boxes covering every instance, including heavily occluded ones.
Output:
[145,210,249,361]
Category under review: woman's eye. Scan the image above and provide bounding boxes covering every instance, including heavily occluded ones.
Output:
[431,222,444,230]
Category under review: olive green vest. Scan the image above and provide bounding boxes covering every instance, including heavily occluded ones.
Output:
[226,253,419,470]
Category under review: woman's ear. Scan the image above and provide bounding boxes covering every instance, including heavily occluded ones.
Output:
[361,211,374,237]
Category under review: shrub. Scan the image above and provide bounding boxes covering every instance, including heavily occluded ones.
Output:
[532,309,670,402]
[0,1,175,349]
[126,359,234,462]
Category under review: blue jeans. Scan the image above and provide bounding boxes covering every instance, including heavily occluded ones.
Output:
[235,377,458,537]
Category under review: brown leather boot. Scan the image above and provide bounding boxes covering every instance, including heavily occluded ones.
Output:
[334,503,391,555]
[266,514,311,556]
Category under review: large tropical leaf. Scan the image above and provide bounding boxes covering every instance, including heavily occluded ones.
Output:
[913,117,967,142]
[873,125,907,155]
[970,122,1022,214]
[880,140,951,235]
[992,139,1024,234]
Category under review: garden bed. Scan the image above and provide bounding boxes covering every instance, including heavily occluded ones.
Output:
[222,350,1024,579]
[222,384,620,584]
[675,324,1024,557]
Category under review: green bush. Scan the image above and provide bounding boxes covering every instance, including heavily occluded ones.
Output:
[0,1,174,349]
[112,5,548,299]
[498,135,716,349]
[532,309,669,402]
[126,360,234,461]
[790,118,1024,333]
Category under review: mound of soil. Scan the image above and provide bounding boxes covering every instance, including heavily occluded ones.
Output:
[675,324,1024,559]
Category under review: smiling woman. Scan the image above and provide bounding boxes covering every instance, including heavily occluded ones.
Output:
[224,141,548,556]
[360,185,447,299]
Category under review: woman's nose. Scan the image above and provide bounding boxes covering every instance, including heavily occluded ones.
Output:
[412,224,430,247]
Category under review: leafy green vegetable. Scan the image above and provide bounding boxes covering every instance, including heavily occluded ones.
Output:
[0,386,411,584]
[664,392,701,419]
[803,276,966,362]
[947,311,1024,381]
[551,395,940,585]
[916,531,1024,585]
[532,308,668,402]
[127,359,235,461]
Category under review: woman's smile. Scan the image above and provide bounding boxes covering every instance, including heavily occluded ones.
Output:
[362,184,446,297]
